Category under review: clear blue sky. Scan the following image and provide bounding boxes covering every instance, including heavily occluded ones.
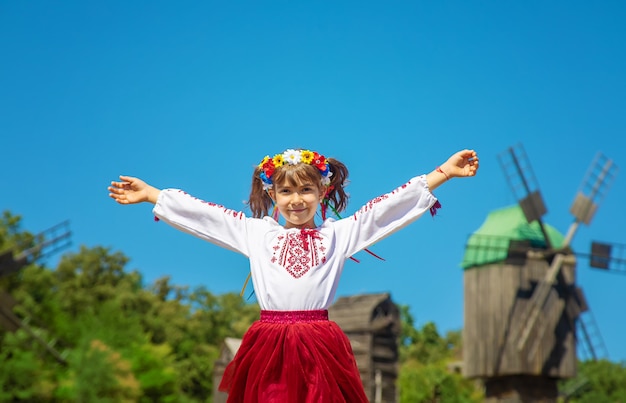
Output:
[2,1,625,364]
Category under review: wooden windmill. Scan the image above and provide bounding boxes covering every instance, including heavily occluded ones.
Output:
[461,144,620,402]
[0,220,72,364]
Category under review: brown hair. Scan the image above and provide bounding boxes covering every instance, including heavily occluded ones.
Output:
[247,157,349,219]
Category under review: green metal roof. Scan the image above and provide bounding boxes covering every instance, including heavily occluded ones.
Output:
[460,204,565,270]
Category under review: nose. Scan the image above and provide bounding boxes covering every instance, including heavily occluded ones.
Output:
[290,192,304,204]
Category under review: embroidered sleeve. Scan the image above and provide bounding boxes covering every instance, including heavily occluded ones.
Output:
[152,189,251,256]
[334,175,438,258]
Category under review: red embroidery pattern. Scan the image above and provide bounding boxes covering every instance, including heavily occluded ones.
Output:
[352,180,412,220]
[271,229,326,278]
[177,190,244,219]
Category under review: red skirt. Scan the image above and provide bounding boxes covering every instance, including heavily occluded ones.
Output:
[218,310,368,403]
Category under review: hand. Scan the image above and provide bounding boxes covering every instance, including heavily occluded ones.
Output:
[108,175,160,205]
[441,149,479,178]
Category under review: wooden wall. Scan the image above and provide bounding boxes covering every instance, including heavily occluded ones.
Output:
[330,293,401,403]
[463,253,577,380]
[213,338,241,403]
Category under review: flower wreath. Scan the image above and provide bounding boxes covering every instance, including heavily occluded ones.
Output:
[258,149,332,190]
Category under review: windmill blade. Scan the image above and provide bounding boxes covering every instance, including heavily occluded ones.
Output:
[498,144,552,249]
[15,220,72,264]
[559,375,591,400]
[0,221,71,278]
[0,250,28,277]
[515,153,618,351]
[516,253,568,351]
[526,287,561,360]
[577,309,609,362]
[570,153,618,225]
[0,291,68,364]
[0,291,20,331]
[0,221,72,364]
[585,241,626,274]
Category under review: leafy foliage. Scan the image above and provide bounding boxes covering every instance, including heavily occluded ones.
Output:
[559,359,626,402]
[0,211,258,402]
[397,305,483,402]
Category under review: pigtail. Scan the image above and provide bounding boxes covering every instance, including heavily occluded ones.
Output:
[324,158,350,214]
[322,158,382,261]
[247,166,274,218]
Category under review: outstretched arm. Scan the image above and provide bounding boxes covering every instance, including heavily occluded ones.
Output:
[426,149,479,191]
[108,175,161,205]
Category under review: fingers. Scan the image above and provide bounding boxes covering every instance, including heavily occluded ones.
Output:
[108,192,127,204]
[461,149,479,165]
[110,176,136,192]
[108,184,126,194]
[108,175,151,205]
[108,177,132,204]
[119,175,136,183]
[459,149,478,161]
[451,149,479,177]
[109,181,126,190]
[108,185,127,203]
[467,154,479,176]
[109,195,126,204]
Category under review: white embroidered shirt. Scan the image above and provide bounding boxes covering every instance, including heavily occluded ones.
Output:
[152,175,438,311]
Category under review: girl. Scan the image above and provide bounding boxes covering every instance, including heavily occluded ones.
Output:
[108,148,479,402]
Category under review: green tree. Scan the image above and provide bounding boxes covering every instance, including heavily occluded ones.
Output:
[0,331,56,401]
[559,359,626,402]
[1,212,263,401]
[397,305,483,403]
[131,342,179,403]
[56,339,141,403]
[399,359,482,403]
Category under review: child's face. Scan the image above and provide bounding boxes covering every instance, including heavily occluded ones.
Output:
[269,179,325,229]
